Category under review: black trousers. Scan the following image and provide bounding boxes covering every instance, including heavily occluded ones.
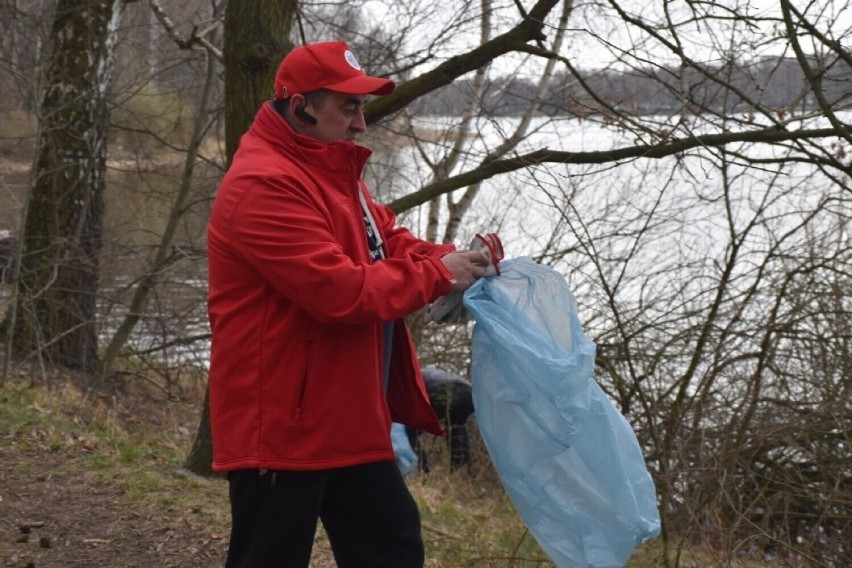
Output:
[225,460,424,567]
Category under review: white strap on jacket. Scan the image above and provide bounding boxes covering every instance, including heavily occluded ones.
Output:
[358,182,384,256]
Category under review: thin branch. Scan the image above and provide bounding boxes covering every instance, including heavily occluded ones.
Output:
[388,126,846,213]
[148,0,223,61]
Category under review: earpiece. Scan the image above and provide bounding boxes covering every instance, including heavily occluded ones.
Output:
[294,106,317,125]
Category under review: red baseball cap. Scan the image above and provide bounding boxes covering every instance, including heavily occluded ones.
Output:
[273,41,395,99]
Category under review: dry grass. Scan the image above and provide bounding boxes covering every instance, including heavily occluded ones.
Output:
[0,368,594,567]
[1,366,779,568]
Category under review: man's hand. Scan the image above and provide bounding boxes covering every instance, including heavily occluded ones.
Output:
[425,234,503,324]
[441,250,490,292]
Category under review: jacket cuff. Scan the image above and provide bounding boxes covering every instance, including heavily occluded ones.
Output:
[428,255,456,297]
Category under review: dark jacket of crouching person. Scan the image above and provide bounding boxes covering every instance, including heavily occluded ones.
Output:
[407,367,475,473]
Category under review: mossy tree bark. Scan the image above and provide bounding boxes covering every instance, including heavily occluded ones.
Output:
[223,0,297,162]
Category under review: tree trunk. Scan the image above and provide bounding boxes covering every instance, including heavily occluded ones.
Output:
[8,0,123,375]
[184,388,216,474]
[223,0,296,161]
[184,0,296,476]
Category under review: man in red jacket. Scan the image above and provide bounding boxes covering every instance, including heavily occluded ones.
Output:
[207,40,488,567]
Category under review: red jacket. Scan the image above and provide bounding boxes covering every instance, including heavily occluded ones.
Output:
[207,103,452,472]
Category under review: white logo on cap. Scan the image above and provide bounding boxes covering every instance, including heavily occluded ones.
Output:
[344,50,361,71]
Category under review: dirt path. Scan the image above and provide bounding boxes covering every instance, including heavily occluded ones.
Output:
[0,367,343,568]
[0,448,229,567]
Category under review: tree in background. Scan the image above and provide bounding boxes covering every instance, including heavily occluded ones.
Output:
[4,0,124,374]
[222,0,296,161]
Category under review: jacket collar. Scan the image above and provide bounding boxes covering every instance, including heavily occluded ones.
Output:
[251,101,372,176]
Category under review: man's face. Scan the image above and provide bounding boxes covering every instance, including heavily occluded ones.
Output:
[302,91,368,143]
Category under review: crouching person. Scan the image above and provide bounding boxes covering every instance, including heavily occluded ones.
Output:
[407,367,475,473]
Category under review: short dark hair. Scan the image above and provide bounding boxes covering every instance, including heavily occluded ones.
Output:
[303,90,329,109]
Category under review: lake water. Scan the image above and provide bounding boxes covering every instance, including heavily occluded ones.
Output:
[9,111,850,372]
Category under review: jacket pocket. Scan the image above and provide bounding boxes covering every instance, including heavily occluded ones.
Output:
[292,340,312,422]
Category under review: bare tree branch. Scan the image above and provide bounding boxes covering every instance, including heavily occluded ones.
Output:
[388,126,847,213]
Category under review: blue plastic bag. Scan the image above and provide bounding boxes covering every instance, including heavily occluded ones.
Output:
[464,257,660,568]
[391,422,418,476]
